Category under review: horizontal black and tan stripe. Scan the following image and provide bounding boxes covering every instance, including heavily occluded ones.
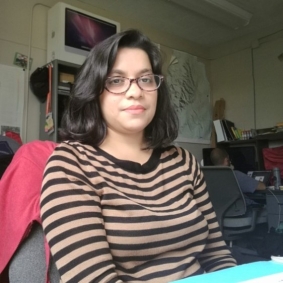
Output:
[40,141,236,283]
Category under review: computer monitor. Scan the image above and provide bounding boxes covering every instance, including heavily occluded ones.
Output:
[247,170,272,185]
[202,146,257,174]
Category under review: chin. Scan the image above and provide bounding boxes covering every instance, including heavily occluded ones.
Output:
[123,123,149,134]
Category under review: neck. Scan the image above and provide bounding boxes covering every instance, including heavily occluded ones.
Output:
[99,129,152,164]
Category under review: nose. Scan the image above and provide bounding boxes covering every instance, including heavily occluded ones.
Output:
[125,79,143,99]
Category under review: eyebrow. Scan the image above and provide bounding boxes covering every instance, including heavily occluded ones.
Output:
[109,68,153,76]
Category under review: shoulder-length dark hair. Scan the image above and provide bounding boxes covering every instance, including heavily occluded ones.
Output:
[60,29,179,149]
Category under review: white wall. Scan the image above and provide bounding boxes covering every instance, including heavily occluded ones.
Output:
[0,0,211,161]
[210,28,283,132]
[210,49,254,130]
[0,0,56,142]
[253,37,283,129]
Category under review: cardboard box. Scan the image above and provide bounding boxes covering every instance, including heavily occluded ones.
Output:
[59,72,75,83]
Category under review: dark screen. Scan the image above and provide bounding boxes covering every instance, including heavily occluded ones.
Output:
[202,146,257,174]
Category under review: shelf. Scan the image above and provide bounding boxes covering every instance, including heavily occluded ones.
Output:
[219,132,283,144]
[39,59,80,142]
[218,139,256,145]
[217,131,283,171]
[256,131,283,141]
[58,91,71,96]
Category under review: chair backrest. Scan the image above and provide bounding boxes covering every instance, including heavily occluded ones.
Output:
[201,166,247,230]
[0,154,14,179]
[0,135,21,156]
[0,140,58,281]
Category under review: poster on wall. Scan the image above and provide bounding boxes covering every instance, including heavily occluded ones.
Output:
[167,50,212,144]
[0,64,25,136]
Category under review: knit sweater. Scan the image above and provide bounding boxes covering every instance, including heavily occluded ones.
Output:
[40,141,236,283]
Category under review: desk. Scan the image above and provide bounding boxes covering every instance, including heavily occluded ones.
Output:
[170,261,283,283]
[266,190,283,231]
[245,190,283,230]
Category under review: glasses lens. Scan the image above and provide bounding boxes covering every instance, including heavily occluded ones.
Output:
[105,77,129,94]
[105,75,163,94]
[138,75,162,91]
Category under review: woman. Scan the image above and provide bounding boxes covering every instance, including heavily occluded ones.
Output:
[40,29,236,283]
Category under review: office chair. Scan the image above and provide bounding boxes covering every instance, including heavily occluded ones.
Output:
[0,154,14,179]
[0,135,21,179]
[0,140,60,283]
[201,166,267,244]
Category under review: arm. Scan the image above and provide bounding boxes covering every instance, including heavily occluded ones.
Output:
[233,170,265,193]
[40,144,123,283]
[189,153,237,272]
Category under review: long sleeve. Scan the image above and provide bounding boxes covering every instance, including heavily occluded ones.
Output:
[40,146,123,283]
[189,152,237,271]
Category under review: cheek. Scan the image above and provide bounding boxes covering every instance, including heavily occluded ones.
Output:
[150,95,158,114]
[100,95,119,117]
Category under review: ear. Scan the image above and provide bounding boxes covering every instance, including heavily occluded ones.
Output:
[224,157,229,166]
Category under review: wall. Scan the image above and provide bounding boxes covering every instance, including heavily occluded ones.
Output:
[210,27,283,132]
[253,37,283,129]
[0,0,211,162]
[210,48,254,130]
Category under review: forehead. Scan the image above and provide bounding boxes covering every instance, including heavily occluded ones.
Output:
[110,48,152,75]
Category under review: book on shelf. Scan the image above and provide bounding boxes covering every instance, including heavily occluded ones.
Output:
[58,82,72,91]
[58,89,71,95]
[213,119,237,142]
[222,119,235,141]
[213,119,227,142]
[231,127,240,139]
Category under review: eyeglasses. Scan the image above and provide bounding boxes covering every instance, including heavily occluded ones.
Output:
[105,74,164,94]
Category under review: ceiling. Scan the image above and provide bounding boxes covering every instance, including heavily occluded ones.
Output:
[78,0,283,48]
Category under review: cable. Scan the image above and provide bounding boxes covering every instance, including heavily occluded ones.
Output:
[267,188,282,232]
[23,3,51,143]
[251,48,256,130]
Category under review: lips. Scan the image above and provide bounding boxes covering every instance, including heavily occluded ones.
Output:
[124,105,145,114]
[126,105,145,110]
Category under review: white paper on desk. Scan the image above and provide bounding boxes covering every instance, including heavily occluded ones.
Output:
[240,272,283,283]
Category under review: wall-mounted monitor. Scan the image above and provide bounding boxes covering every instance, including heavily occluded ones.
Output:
[47,2,120,65]
[65,8,118,53]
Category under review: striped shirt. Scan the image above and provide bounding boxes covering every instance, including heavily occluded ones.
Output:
[40,141,236,283]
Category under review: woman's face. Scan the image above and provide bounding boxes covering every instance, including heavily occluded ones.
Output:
[99,48,158,137]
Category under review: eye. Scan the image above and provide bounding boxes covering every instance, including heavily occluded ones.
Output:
[139,75,153,84]
[107,77,125,85]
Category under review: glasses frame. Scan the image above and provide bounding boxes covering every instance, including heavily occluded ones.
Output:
[104,74,164,94]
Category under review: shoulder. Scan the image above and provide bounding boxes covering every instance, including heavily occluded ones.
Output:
[234,170,252,180]
[160,145,199,168]
[52,141,90,153]
[233,170,253,182]
[161,145,192,157]
[48,141,97,164]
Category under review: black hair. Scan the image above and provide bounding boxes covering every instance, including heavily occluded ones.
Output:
[60,29,179,149]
